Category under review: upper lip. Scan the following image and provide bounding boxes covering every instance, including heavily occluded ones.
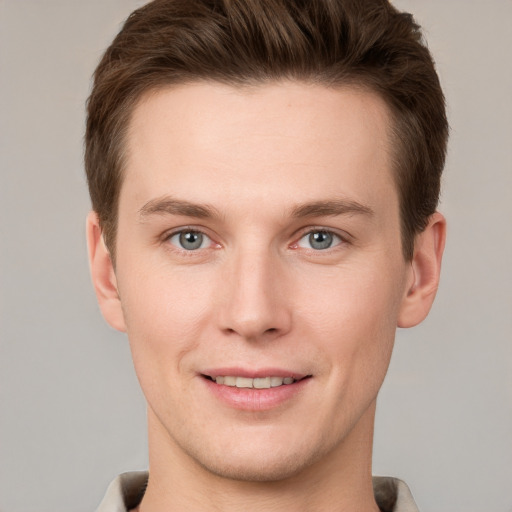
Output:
[201,367,309,380]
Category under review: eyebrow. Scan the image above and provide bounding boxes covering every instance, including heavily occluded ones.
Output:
[138,196,219,220]
[291,199,374,219]
[138,196,373,221]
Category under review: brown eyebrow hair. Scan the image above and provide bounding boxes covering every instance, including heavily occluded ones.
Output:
[138,196,219,220]
[139,195,373,221]
[291,199,374,218]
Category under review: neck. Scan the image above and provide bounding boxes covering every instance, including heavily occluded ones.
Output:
[137,402,380,512]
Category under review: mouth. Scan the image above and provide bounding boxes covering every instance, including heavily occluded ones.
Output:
[199,368,312,410]
[202,374,310,389]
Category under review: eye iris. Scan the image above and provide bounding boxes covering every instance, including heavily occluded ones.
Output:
[309,231,333,250]
[179,231,203,250]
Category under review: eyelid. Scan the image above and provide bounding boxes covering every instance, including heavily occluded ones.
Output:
[291,226,351,250]
[162,226,220,251]
[160,225,351,252]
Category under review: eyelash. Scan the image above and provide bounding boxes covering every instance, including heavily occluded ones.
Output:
[162,226,349,254]
[163,227,217,253]
[292,227,348,252]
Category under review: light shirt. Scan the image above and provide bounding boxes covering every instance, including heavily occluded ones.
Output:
[95,471,420,512]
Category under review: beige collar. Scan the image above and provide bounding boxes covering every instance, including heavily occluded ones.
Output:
[96,471,419,512]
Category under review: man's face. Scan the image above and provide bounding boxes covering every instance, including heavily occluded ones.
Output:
[112,82,413,480]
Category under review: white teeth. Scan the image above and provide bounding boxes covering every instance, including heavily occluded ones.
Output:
[253,377,271,389]
[270,376,284,387]
[235,377,253,388]
[212,376,297,388]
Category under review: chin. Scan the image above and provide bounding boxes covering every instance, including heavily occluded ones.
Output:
[193,449,318,482]
[179,429,334,483]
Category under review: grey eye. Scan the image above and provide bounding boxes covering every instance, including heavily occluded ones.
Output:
[297,230,341,250]
[169,230,209,250]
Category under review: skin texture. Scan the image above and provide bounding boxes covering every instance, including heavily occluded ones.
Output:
[87,82,445,512]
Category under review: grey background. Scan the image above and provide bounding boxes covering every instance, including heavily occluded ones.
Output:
[1,0,511,511]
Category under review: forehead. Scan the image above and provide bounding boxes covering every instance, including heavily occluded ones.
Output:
[122,81,396,216]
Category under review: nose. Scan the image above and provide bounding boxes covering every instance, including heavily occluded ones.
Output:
[217,248,292,342]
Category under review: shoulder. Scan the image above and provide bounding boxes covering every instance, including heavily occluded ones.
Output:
[95,471,148,512]
[373,476,420,512]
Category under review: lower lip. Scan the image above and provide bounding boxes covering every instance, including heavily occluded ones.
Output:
[202,377,310,411]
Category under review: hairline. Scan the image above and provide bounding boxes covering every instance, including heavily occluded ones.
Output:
[102,77,414,263]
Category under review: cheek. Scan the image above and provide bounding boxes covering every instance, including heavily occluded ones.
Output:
[116,258,217,375]
[304,262,404,378]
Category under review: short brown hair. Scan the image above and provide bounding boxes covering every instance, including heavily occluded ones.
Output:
[85,0,448,260]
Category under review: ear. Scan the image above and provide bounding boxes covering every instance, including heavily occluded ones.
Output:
[397,212,446,328]
[86,211,126,332]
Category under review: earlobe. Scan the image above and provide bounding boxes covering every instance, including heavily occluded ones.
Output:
[397,212,446,328]
[86,211,126,332]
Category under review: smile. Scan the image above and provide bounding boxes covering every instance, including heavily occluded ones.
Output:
[210,376,297,388]
[201,372,312,410]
